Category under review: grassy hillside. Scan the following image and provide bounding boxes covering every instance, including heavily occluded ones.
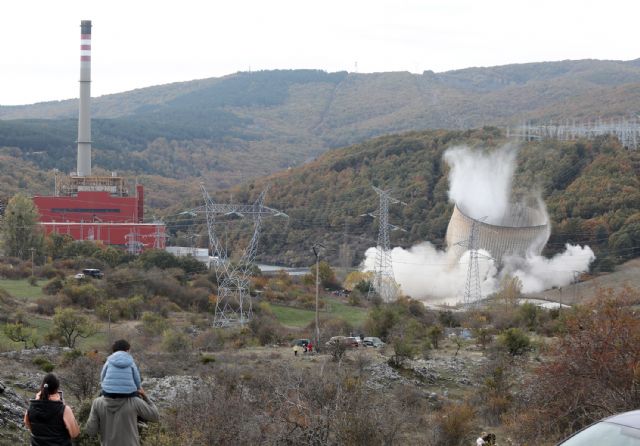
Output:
[2,61,640,189]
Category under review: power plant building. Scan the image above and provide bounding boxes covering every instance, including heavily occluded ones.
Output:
[33,20,165,253]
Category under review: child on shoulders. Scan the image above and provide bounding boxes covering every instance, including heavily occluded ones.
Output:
[101,339,143,398]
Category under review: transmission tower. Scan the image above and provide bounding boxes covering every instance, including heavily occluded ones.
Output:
[367,186,406,302]
[200,185,287,327]
[125,231,143,255]
[455,218,484,306]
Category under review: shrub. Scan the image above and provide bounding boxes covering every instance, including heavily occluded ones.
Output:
[388,335,415,368]
[32,356,55,372]
[518,302,540,330]
[162,329,192,353]
[194,329,226,352]
[61,283,103,309]
[200,355,216,364]
[141,312,169,336]
[431,402,476,446]
[38,264,65,279]
[498,328,531,356]
[43,277,65,295]
[249,314,284,346]
[35,295,68,315]
[427,325,444,349]
[327,340,347,362]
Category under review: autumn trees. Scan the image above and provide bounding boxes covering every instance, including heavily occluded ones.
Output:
[509,287,640,442]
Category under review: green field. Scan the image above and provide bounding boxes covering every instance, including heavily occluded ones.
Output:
[270,297,368,328]
[0,315,107,352]
[0,279,45,301]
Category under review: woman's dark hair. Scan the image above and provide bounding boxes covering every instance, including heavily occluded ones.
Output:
[112,339,130,352]
[40,373,60,401]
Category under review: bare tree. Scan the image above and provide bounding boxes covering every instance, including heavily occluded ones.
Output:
[61,352,102,401]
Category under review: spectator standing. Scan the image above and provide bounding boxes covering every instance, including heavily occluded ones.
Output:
[84,388,159,446]
[24,373,80,445]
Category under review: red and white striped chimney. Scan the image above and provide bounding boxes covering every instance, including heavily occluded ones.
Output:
[77,20,92,177]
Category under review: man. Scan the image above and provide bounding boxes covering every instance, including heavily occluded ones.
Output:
[84,388,159,446]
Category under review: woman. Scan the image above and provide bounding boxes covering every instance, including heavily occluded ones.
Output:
[24,373,80,445]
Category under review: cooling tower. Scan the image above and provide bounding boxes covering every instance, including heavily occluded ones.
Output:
[445,203,550,265]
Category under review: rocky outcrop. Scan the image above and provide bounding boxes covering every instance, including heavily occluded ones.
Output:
[0,380,28,437]
[0,345,70,360]
[142,376,206,408]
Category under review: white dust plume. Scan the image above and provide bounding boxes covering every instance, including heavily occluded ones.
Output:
[444,143,517,225]
[503,244,596,293]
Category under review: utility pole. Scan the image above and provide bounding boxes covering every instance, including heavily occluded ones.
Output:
[29,248,35,279]
[312,243,325,351]
[572,271,581,304]
[107,303,112,343]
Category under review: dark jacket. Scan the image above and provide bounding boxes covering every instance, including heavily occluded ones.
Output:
[85,394,159,446]
[101,351,141,394]
[26,399,72,446]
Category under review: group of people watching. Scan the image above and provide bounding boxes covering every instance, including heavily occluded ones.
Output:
[24,339,158,446]
[292,340,314,356]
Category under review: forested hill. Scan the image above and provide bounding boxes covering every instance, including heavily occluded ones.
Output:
[2,59,640,189]
[188,128,640,269]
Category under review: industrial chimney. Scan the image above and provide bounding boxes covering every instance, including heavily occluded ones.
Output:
[77,20,92,177]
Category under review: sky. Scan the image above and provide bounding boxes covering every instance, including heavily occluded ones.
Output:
[1,0,639,105]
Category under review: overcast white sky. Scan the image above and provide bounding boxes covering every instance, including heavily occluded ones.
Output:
[1,0,638,105]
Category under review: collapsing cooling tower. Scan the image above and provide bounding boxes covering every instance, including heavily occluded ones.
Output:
[445,203,550,265]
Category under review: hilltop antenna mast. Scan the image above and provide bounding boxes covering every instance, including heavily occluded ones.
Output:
[367,186,406,302]
[200,185,287,327]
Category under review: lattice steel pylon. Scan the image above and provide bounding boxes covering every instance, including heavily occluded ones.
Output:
[367,186,406,302]
[455,218,484,306]
[200,185,287,327]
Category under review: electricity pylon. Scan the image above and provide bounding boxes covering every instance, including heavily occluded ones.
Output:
[455,217,490,306]
[200,185,287,327]
[366,186,406,302]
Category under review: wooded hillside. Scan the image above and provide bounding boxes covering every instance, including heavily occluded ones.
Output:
[185,128,640,269]
[2,60,640,190]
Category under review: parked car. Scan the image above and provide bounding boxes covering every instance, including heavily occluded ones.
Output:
[556,409,640,445]
[363,337,385,348]
[326,336,346,347]
[344,337,360,347]
[74,273,85,280]
[82,268,104,279]
[326,336,358,348]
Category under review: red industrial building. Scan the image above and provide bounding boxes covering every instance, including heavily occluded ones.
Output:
[33,20,166,253]
[34,180,165,253]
